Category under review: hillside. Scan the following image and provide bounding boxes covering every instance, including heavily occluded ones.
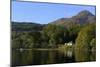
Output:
[50,10,96,27]
[12,10,96,32]
[12,22,44,32]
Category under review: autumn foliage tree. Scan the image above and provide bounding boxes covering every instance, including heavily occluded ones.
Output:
[75,23,96,51]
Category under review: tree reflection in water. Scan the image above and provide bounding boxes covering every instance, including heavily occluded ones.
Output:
[75,49,96,62]
[11,48,95,67]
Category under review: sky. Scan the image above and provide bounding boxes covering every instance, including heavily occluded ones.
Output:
[12,1,96,24]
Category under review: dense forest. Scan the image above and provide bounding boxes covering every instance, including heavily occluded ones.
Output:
[11,10,96,52]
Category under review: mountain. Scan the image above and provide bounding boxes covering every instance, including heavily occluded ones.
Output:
[12,10,95,32]
[50,10,96,27]
[70,10,95,24]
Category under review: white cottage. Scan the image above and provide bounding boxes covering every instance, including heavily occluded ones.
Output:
[65,41,73,46]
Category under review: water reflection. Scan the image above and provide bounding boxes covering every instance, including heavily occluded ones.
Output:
[75,49,96,62]
[11,48,95,67]
[12,49,34,66]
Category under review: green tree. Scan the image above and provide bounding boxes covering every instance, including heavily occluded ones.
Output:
[90,38,96,51]
[75,23,96,51]
[42,24,68,47]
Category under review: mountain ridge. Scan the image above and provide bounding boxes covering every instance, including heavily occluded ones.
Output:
[50,10,96,26]
[12,10,96,31]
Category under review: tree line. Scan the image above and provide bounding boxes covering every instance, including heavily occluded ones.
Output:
[12,22,96,52]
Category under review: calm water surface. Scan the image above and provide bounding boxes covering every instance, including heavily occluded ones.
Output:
[11,48,95,67]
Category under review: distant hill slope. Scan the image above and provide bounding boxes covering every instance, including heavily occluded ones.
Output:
[50,10,96,27]
[12,22,44,32]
